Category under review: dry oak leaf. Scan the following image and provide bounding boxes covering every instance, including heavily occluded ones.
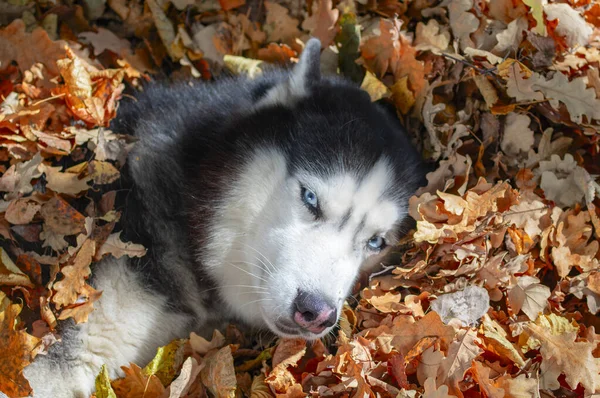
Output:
[263,1,301,44]
[437,328,482,396]
[359,17,429,97]
[526,323,600,393]
[0,291,40,398]
[200,345,237,398]
[414,180,515,243]
[55,48,125,127]
[39,163,91,196]
[301,0,339,48]
[544,3,593,48]
[507,276,550,320]
[89,160,120,185]
[501,113,534,156]
[97,231,147,259]
[190,329,226,355]
[388,312,456,354]
[422,377,457,398]
[266,338,306,393]
[39,196,86,236]
[0,19,67,77]
[4,198,41,225]
[494,374,540,398]
[414,19,451,52]
[0,153,43,200]
[0,247,34,288]
[58,284,103,324]
[506,64,600,124]
[471,361,505,398]
[111,362,165,398]
[480,315,525,367]
[518,313,579,352]
[52,239,95,309]
[360,18,402,78]
[165,356,203,398]
[448,0,480,50]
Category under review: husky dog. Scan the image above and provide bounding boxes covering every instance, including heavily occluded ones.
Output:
[22,38,424,397]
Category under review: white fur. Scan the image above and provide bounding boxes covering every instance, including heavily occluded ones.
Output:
[23,257,191,397]
[201,149,403,340]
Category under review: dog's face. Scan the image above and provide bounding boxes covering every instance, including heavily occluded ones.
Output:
[200,39,423,339]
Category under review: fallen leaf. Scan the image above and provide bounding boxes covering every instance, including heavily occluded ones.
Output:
[507,276,550,320]
[52,239,95,308]
[200,345,237,398]
[0,19,67,76]
[0,291,40,398]
[94,364,117,398]
[526,322,600,393]
[112,362,165,398]
[97,231,147,259]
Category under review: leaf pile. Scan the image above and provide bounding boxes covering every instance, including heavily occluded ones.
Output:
[1,0,600,396]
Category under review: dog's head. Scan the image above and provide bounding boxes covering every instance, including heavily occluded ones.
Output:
[199,39,424,339]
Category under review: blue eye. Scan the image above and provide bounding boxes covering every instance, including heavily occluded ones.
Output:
[367,236,385,250]
[302,188,318,208]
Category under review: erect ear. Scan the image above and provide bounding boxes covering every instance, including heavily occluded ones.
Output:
[255,38,322,108]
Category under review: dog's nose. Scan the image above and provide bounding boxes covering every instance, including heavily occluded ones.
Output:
[292,291,337,334]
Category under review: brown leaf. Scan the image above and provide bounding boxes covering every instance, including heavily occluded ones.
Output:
[301,0,339,48]
[52,239,95,308]
[97,231,147,259]
[40,196,86,236]
[57,284,102,324]
[0,248,34,288]
[263,1,301,44]
[88,160,120,185]
[4,198,41,225]
[437,329,482,395]
[0,19,68,76]
[200,345,237,398]
[526,323,600,393]
[471,361,505,398]
[0,292,40,398]
[507,276,550,320]
[112,362,165,398]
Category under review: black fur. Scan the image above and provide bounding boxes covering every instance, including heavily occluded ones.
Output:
[110,60,425,311]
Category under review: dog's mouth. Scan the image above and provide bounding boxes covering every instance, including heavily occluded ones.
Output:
[260,307,335,339]
[270,319,334,339]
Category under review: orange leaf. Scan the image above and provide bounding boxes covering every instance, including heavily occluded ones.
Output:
[111,363,165,398]
[52,239,95,308]
[0,293,40,398]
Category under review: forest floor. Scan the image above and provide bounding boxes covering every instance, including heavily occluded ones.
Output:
[1,0,600,396]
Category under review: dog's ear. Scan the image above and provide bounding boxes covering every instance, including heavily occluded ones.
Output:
[255,38,322,108]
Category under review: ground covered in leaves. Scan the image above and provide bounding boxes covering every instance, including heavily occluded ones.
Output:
[1,0,600,396]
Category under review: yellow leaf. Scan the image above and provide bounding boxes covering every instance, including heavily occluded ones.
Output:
[391,76,416,115]
[224,55,263,79]
[94,364,117,398]
[523,0,546,36]
[143,338,186,386]
[360,71,391,102]
[89,161,120,185]
[481,315,525,367]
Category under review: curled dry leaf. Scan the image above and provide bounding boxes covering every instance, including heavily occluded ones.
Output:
[200,345,237,398]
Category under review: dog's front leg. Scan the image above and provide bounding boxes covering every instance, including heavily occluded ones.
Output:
[23,256,193,398]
